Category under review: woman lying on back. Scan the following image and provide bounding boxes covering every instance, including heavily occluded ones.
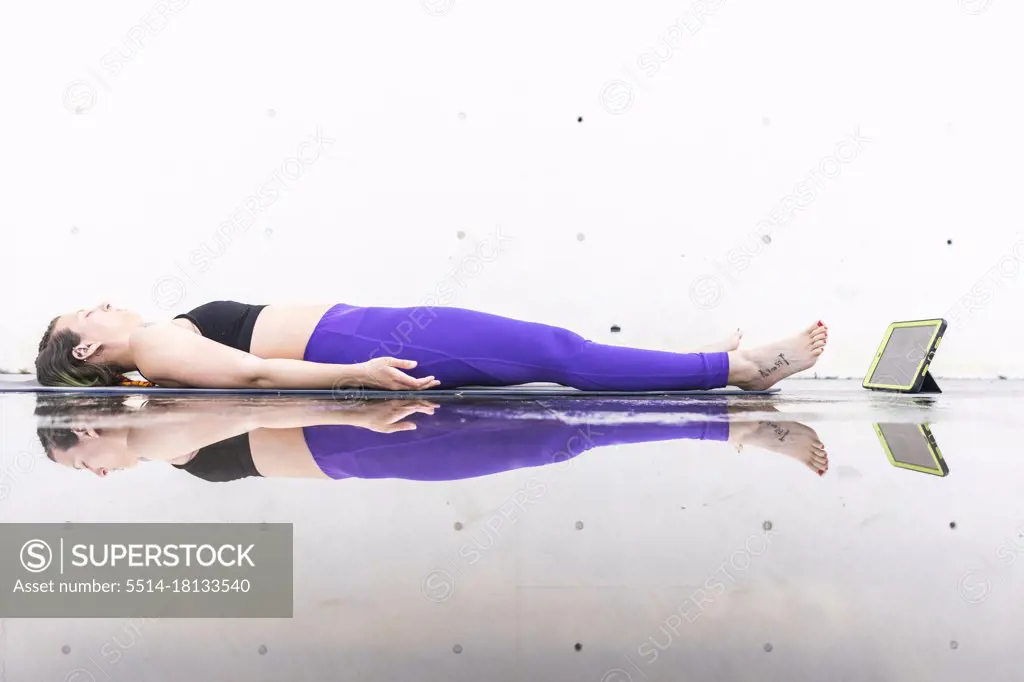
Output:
[35,300,827,390]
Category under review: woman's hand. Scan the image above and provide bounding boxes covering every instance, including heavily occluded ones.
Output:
[348,400,440,433]
[354,357,441,390]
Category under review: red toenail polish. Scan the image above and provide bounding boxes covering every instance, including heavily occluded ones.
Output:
[817,469,824,475]
[816,321,823,326]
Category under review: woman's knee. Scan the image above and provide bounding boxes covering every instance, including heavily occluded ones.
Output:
[534,325,588,360]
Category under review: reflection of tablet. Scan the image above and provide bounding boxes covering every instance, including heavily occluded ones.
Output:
[873,423,948,477]
[863,319,946,392]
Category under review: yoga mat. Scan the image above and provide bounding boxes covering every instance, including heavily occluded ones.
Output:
[0,378,777,398]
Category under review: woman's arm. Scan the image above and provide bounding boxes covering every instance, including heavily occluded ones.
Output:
[131,324,440,390]
[127,414,260,462]
[126,401,439,462]
[245,400,438,432]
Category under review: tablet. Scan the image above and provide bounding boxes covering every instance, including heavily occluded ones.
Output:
[873,423,948,477]
[862,319,946,392]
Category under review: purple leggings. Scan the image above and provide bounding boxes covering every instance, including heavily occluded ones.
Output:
[303,404,731,481]
[303,304,730,390]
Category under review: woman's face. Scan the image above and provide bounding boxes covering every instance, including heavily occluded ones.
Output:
[54,302,143,343]
[50,428,139,477]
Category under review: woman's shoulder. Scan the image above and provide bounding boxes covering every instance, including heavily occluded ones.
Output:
[128,319,201,348]
[127,323,202,387]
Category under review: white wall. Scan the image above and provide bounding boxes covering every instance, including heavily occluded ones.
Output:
[2,0,1022,377]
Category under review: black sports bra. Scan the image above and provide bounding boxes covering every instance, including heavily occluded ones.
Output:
[174,301,266,352]
[173,433,262,483]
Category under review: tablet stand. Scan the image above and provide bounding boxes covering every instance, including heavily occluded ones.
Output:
[917,371,942,394]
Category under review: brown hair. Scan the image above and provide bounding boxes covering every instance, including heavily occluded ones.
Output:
[34,395,133,460]
[35,317,126,387]
[37,427,79,461]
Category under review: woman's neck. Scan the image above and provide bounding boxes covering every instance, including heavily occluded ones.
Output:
[101,333,139,371]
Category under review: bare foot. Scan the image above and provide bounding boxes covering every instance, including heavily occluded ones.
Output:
[730,420,829,476]
[728,322,828,390]
[695,328,743,353]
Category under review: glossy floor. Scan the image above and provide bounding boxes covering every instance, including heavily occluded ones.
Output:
[0,380,1021,681]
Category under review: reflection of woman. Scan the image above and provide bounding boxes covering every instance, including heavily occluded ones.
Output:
[34,300,828,390]
[37,399,829,481]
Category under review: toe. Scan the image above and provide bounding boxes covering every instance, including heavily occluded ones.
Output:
[812,346,824,356]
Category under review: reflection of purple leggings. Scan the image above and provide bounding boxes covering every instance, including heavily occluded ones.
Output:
[303,304,729,390]
[303,404,731,481]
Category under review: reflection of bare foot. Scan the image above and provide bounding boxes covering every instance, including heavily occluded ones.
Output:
[695,328,743,353]
[728,322,828,390]
[733,419,827,473]
[730,420,829,476]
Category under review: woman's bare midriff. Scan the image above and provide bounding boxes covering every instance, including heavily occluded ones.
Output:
[248,304,335,360]
[249,427,332,479]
